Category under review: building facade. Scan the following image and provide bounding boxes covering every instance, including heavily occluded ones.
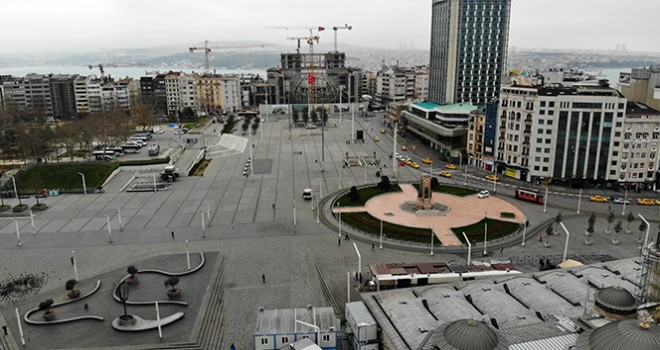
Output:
[429,0,511,106]
[618,66,660,111]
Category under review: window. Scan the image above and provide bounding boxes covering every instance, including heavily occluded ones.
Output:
[543,157,550,162]
[544,148,551,153]
[548,101,555,107]
[537,138,543,143]
[540,110,546,115]
[542,166,549,171]
[323,334,331,342]
[282,337,289,343]
[539,119,545,125]
[545,139,551,144]
[547,120,553,125]
[534,166,540,171]
[540,101,546,107]
[261,338,269,345]
[538,129,544,134]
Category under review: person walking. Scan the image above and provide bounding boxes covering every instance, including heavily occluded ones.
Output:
[262,273,266,283]
[2,325,8,336]
[171,231,175,239]
[371,244,375,251]
[338,238,341,246]
[500,247,504,255]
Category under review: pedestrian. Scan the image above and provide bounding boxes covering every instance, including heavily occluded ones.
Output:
[539,232,544,242]
[2,325,7,335]
[262,273,266,283]
[84,303,88,310]
[70,256,74,265]
[500,247,504,255]
[338,238,341,246]
[272,203,276,210]
[371,244,375,251]
[230,344,236,350]
[171,231,175,239]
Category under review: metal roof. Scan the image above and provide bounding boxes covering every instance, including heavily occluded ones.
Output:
[254,307,338,335]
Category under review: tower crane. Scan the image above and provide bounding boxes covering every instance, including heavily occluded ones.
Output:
[332,24,352,52]
[88,64,116,79]
[189,41,271,72]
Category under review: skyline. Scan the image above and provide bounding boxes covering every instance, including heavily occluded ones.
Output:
[0,0,659,55]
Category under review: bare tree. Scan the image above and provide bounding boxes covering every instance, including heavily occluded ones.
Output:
[131,103,153,132]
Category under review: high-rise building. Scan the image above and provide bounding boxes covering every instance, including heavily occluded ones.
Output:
[429,0,511,106]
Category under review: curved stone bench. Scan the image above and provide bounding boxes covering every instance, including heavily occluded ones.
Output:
[112,252,206,306]
[112,312,184,331]
[24,280,104,325]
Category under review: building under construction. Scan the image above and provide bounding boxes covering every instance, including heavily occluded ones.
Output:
[267,52,361,105]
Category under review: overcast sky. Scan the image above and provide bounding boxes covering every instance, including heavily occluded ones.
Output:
[1,0,658,55]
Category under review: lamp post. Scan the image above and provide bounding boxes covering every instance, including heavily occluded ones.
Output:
[430,229,434,256]
[379,219,383,250]
[559,222,571,262]
[638,214,650,251]
[347,271,350,302]
[464,163,468,186]
[351,72,356,143]
[622,190,628,216]
[200,210,205,238]
[207,203,211,226]
[339,85,344,123]
[576,189,582,214]
[72,250,79,281]
[393,121,398,180]
[13,218,21,247]
[105,215,112,243]
[185,240,191,270]
[353,242,361,277]
[543,187,548,213]
[483,211,488,256]
[29,209,35,234]
[7,174,21,206]
[463,232,471,265]
[293,204,297,232]
[117,207,123,231]
[77,172,87,195]
[522,220,527,247]
[337,203,341,238]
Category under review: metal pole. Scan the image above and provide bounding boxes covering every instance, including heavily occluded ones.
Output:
[155,301,162,338]
[118,207,123,231]
[339,85,343,123]
[207,203,211,226]
[353,242,361,276]
[249,133,254,176]
[543,187,548,213]
[459,154,462,168]
[492,176,496,192]
[30,209,35,234]
[483,219,488,256]
[15,308,25,346]
[347,271,350,303]
[106,215,112,243]
[14,219,21,247]
[364,166,367,184]
[153,172,157,192]
[622,190,628,216]
[351,73,356,143]
[464,163,468,186]
[639,214,650,250]
[393,121,398,180]
[559,222,570,262]
[316,197,320,224]
[77,172,87,195]
[522,220,527,246]
[293,204,297,232]
[8,175,18,201]
[430,229,434,256]
[462,232,471,265]
[577,189,582,214]
[185,240,191,270]
[72,250,79,281]
[200,211,205,237]
[320,174,323,198]
[379,219,383,249]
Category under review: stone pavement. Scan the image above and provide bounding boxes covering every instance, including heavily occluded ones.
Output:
[0,115,658,349]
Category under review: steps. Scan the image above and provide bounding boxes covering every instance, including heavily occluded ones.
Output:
[193,254,227,349]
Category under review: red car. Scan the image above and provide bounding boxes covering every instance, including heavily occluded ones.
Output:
[399,162,406,166]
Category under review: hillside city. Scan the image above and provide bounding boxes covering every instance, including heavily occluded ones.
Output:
[1,1,660,350]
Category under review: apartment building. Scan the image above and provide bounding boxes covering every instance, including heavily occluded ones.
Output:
[24,74,53,117]
[618,66,660,111]
[374,66,429,106]
[619,102,660,188]
[496,77,627,185]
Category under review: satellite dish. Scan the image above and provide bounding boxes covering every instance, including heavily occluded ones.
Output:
[361,94,373,101]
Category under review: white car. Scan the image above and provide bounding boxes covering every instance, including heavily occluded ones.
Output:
[612,197,630,204]
[477,190,490,199]
[302,188,313,200]
[152,127,165,134]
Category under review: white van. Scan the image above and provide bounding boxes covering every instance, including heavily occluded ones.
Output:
[302,188,313,200]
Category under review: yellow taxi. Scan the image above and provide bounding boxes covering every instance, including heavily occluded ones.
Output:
[590,195,608,203]
[401,146,408,151]
[445,164,457,170]
[380,129,386,134]
[373,136,380,142]
[403,160,413,166]
[438,171,452,178]
[409,162,420,169]
[421,158,433,164]
[638,198,655,205]
[656,199,660,205]
[485,174,500,182]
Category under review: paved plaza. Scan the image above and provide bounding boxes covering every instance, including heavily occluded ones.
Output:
[0,114,659,349]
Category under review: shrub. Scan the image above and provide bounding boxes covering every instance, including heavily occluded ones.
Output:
[165,277,180,291]
[127,265,138,278]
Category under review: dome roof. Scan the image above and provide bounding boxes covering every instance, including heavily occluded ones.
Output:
[576,319,660,350]
[443,319,499,350]
[594,287,638,314]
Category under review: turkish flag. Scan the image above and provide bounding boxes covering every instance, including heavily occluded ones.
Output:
[318,26,325,32]
[308,74,316,85]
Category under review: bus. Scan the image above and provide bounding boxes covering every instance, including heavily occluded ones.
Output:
[514,188,544,204]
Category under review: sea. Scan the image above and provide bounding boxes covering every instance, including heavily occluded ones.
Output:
[0,66,267,79]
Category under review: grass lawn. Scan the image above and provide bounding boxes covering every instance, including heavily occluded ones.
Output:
[336,184,401,207]
[190,159,211,176]
[340,212,439,245]
[12,163,118,193]
[452,218,522,244]
[117,157,170,166]
[413,183,478,197]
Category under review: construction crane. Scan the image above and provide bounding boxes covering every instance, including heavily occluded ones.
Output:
[88,64,116,79]
[332,24,352,52]
[189,41,271,71]
[286,35,320,55]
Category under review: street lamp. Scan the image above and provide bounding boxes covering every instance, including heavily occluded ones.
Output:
[576,189,582,214]
[77,172,87,195]
[543,187,548,213]
[13,218,21,247]
[379,219,383,250]
[105,215,112,243]
[559,222,571,262]
[7,174,21,206]
[463,232,471,265]
[353,242,361,277]
[638,214,650,251]
[336,202,342,238]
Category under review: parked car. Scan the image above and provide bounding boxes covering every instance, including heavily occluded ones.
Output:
[611,197,630,204]
[152,127,165,134]
[590,195,608,203]
[477,190,490,199]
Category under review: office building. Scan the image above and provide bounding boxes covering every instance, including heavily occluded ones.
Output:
[429,0,511,106]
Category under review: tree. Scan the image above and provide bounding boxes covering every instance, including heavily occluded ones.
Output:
[430,177,439,189]
[241,121,250,135]
[625,212,634,233]
[638,220,648,245]
[180,107,196,121]
[378,176,391,190]
[554,212,562,235]
[165,277,180,292]
[612,220,623,245]
[348,185,361,203]
[38,298,54,320]
[65,279,80,298]
[131,103,153,131]
[117,283,130,319]
[251,117,260,135]
[606,211,615,233]
[586,212,596,235]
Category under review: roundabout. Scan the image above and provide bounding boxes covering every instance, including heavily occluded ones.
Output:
[332,183,526,247]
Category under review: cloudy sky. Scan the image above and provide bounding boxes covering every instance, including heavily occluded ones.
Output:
[1,0,658,54]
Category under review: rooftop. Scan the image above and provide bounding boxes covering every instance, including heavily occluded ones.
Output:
[254,306,339,335]
[413,101,441,111]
